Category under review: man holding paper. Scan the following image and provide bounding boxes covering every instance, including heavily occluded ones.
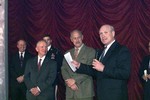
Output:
[72,25,131,100]
[139,42,150,100]
[61,30,95,100]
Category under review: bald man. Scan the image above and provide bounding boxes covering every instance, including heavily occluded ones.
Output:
[72,24,131,100]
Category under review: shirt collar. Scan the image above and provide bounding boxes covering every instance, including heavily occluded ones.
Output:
[75,44,84,53]
[103,40,115,56]
[38,55,46,65]
[19,51,25,56]
[105,40,115,49]
[47,45,51,51]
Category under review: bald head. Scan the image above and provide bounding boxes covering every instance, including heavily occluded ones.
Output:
[99,24,115,45]
[36,40,48,57]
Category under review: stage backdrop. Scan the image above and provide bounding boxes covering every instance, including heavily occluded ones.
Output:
[8,0,150,100]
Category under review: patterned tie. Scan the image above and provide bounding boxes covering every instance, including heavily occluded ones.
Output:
[74,48,79,60]
[99,46,107,62]
[38,59,42,71]
[20,52,24,67]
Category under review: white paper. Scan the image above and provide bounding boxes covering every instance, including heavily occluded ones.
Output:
[144,70,147,76]
[144,70,148,82]
[64,52,76,72]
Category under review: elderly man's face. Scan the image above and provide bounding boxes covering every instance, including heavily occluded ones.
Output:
[70,31,83,48]
[36,41,47,57]
[17,40,26,52]
[99,25,115,46]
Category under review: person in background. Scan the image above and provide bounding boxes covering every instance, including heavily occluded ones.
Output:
[72,24,131,100]
[9,39,33,100]
[24,40,57,100]
[139,42,150,100]
[61,30,95,100]
[43,34,63,100]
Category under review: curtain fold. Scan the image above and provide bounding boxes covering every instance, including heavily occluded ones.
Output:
[8,0,150,100]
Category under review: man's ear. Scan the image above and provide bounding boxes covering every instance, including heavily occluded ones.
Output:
[112,31,115,37]
[35,47,38,52]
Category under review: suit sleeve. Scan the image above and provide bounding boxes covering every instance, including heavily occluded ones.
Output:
[9,55,18,80]
[103,46,131,80]
[76,63,95,76]
[24,59,35,90]
[61,58,72,80]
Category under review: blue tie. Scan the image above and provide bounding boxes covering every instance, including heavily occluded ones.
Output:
[99,46,107,62]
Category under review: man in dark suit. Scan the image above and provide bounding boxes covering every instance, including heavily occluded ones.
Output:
[72,24,131,100]
[24,40,57,100]
[43,34,63,100]
[139,42,150,100]
[61,30,95,100]
[9,39,33,100]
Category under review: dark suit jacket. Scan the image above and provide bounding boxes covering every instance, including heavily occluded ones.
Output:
[10,50,33,87]
[24,56,57,100]
[77,41,131,100]
[139,55,150,100]
[46,45,63,85]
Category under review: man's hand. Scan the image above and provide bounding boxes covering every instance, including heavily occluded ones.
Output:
[142,74,148,81]
[70,84,78,91]
[147,74,150,79]
[16,75,24,83]
[65,78,76,87]
[30,87,40,96]
[71,60,80,68]
[92,59,104,71]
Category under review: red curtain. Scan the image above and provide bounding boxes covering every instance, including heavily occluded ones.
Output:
[8,0,150,100]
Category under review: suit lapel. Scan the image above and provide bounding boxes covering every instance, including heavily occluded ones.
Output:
[38,57,48,74]
[71,44,86,61]
[70,49,75,60]
[77,45,86,60]
[33,57,39,71]
[102,41,119,63]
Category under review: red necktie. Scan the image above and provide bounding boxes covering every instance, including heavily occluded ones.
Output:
[38,59,42,71]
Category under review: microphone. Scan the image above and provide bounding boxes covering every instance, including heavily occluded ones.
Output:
[144,70,148,82]
[95,49,100,60]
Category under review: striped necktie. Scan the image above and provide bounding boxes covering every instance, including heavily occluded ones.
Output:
[74,48,79,60]
[99,46,107,62]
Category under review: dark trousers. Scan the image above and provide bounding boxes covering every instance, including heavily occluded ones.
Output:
[10,83,26,100]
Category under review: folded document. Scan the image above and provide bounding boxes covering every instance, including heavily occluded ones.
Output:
[64,52,76,72]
